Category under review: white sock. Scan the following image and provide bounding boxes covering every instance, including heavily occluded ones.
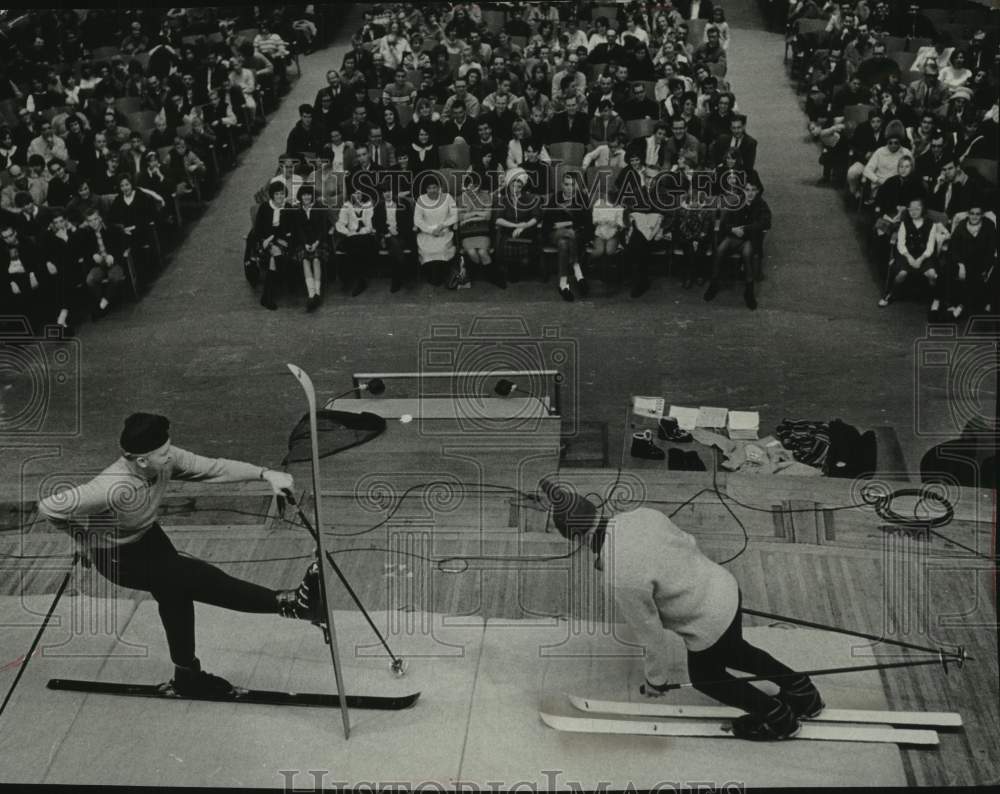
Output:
[304,274,315,297]
[572,263,584,280]
[930,298,940,311]
[57,309,68,326]
[559,276,569,289]
[99,297,109,309]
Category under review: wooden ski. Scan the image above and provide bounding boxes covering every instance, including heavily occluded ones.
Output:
[540,709,939,745]
[568,694,962,728]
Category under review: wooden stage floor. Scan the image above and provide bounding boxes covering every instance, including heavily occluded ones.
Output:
[1,468,996,787]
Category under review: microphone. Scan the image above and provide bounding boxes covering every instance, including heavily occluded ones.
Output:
[329,378,386,402]
[493,379,552,415]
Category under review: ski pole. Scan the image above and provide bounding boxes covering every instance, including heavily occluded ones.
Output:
[641,652,970,695]
[0,554,78,720]
[741,607,970,659]
[287,497,406,676]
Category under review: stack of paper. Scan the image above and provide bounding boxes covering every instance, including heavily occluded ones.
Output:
[696,406,728,428]
[632,396,665,418]
[728,411,760,440]
[668,406,700,430]
[668,405,731,429]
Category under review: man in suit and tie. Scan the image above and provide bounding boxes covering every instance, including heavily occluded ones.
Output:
[366,126,394,169]
[313,69,349,126]
[340,105,376,147]
[710,114,757,171]
[346,143,381,204]
[78,130,110,183]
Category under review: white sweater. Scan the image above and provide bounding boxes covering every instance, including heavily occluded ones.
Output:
[599,508,739,681]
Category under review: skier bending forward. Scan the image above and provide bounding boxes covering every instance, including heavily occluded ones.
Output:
[540,477,825,741]
[38,412,324,697]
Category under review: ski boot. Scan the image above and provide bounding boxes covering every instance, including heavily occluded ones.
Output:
[630,430,665,460]
[730,699,801,741]
[161,657,236,697]
[277,560,329,642]
[777,677,825,719]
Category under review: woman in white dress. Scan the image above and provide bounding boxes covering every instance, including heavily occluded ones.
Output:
[413,176,459,285]
[589,179,625,279]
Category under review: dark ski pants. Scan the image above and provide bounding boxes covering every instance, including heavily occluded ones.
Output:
[686,591,809,716]
[91,523,278,666]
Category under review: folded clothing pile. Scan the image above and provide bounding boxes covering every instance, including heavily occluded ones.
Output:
[776,418,877,478]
